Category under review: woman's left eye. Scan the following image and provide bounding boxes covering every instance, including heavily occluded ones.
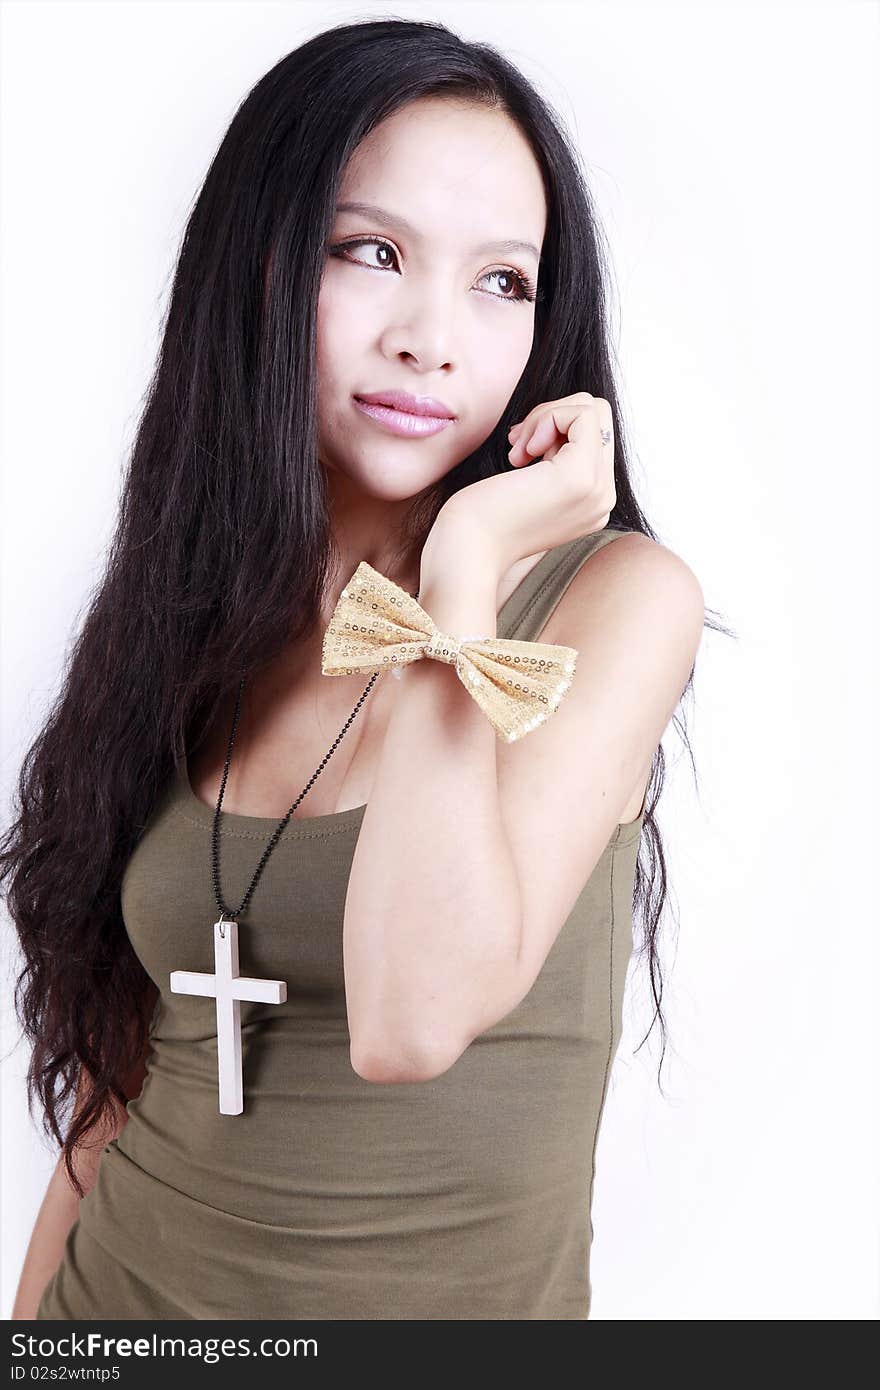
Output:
[329,237,537,306]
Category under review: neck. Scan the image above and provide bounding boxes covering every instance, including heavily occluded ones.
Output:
[319,469,428,624]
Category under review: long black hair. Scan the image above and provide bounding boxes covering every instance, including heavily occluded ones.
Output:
[1,16,732,1198]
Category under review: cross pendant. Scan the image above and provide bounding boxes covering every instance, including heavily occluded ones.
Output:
[169,917,287,1115]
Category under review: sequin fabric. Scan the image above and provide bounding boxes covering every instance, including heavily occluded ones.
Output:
[320,560,579,743]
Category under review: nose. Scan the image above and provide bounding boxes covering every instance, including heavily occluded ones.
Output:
[382,280,458,373]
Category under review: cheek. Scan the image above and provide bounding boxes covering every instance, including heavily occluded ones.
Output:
[317,268,374,341]
[316,308,350,399]
[316,291,377,402]
[473,321,533,415]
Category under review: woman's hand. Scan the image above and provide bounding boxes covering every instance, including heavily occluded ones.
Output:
[430,392,617,577]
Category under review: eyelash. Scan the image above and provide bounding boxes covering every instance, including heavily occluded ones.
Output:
[329,237,540,306]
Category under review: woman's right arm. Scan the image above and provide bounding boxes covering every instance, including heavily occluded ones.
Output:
[10,1153,89,1319]
[11,1045,151,1320]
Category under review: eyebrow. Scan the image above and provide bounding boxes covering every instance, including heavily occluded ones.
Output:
[334,201,541,263]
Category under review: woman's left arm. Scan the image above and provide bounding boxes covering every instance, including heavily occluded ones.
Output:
[343,519,704,1085]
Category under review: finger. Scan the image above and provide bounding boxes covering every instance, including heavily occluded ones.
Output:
[508,409,570,464]
[522,415,558,454]
[507,394,576,445]
[509,400,612,470]
[506,396,610,464]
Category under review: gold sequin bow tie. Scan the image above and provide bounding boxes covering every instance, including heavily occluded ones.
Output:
[321,561,579,743]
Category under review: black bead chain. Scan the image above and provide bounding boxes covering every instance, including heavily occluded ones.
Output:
[210,670,377,922]
[210,586,419,924]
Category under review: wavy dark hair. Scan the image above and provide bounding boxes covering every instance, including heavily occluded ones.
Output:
[2,16,732,1198]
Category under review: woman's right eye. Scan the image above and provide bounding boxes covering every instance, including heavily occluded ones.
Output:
[330,237,398,271]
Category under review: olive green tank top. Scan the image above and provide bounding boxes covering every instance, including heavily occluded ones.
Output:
[37,527,647,1321]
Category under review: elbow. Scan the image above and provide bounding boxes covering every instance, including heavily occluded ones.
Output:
[350,1027,466,1084]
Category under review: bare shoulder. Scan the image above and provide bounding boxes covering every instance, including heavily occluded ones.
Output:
[544,528,705,656]
[570,527,702,602]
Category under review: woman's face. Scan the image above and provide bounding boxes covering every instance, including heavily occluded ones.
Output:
[316,97,547,503]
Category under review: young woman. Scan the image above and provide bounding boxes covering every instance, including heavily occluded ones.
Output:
[5,18,718,1320]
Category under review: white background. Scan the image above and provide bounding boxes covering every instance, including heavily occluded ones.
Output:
[2,0,877,1320]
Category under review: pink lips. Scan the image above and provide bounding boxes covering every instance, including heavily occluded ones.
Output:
[353,389,457,438]
[356,389,455,418]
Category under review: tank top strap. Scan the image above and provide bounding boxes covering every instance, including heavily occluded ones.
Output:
[498,527,637,642]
